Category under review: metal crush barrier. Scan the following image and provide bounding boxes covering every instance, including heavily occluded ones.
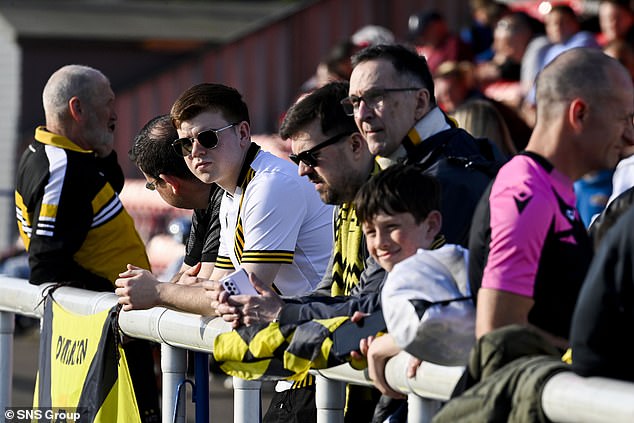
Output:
[1,276,634,423]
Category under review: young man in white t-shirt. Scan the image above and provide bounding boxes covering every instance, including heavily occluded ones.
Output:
[115,84,332,314]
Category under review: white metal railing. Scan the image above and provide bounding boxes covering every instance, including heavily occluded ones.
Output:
[1,275,634,423]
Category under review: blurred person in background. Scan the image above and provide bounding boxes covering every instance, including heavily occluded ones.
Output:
[409,10,473,74]
[603,38,634,80]
[461,0,510,62]
[542,4,599,63]
[434,60,531,151]
[453,98,517,158]
[434,60,480,114]
[300,39,357,93]
[523,5,600,129]
[476,11,541,110]
[597,0,634,46]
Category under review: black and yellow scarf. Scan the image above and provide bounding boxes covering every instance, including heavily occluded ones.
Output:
[330,162,382,296]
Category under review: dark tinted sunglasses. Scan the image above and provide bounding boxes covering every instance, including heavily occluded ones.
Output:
[289,132,353,167]
[172,122,238,156]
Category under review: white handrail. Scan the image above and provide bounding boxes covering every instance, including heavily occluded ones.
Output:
[0,276,233,423]
[2,275,634,423]
[542,372,634,422]
[0,276,231,351]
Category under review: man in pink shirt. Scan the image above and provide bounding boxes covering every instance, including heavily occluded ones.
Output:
[469,47,634,350]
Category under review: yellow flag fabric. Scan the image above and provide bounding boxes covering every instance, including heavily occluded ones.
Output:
[33,296,141,423]
[213,316,355,381]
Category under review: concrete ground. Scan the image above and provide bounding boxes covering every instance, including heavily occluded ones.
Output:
[11,323,274,422]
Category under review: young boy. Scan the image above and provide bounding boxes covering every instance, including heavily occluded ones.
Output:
[352,163,475,401]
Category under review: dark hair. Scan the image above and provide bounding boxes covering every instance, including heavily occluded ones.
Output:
[279,81,358,140]
[351,44,437,106]
[324,40,356,80]
[549,4,578,20]
[408,10,444,39]
[170,83,250,128]
[128,114,195,180]
[354,164,441,224]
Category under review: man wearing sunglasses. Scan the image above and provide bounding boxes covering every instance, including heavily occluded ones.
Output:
[129,115,223,283]
[116,83,333,316]
[218,82,383,328]
[116,115,225,315]
[346,44,503,247]
[215,81,386,423]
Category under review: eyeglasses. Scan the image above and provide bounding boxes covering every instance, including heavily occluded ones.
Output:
[145,178,160,191]
[172,122,238,156]
[289,132,353,167]
[340,87,422,116]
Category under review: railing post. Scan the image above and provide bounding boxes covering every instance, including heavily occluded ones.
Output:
[193,352,210,423]
[407,393,443,423]
[161,343,187,423]
[0,311,15,412]
[232,377,261,423]
[315,374,346,423]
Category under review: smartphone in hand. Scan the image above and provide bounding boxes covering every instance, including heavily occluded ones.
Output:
[331,311,386,358]
[220,268,259,296]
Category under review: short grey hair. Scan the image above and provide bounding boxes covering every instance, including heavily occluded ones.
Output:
[42,64,108,122]
[535,48,621,122]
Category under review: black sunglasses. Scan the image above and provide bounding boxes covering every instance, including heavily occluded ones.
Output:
[289,132,353,167]
[172,122,238,156]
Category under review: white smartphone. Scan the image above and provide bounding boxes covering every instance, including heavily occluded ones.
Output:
[220,268,259,296]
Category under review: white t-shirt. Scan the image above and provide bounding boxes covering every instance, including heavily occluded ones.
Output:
[217,148,333,296]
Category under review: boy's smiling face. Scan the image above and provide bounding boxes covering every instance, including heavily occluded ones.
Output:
[362,210,440,272]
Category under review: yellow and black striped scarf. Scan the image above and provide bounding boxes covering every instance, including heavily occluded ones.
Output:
[330,162,382,296]
[330,203,364,297]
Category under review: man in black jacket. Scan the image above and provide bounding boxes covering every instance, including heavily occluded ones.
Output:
[14,64,159,422]
[345,43,503,247]
[571,204,634,382]
[15,65,149,290]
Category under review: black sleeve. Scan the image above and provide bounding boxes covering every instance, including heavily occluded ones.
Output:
[416,129,499,248]
[28,154,115,292]
[468,182,494,306]
[570,206,634,382]
[278,258,386,324]
[29,251,113,292]
[184,185,222,266]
